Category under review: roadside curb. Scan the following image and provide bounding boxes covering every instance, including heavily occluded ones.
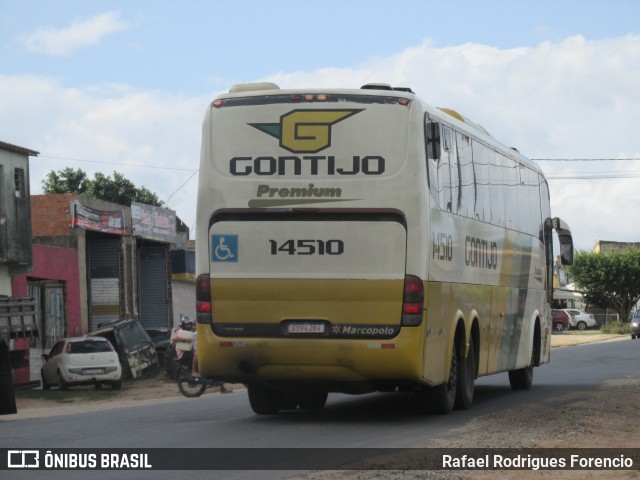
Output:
[551,333,627,348]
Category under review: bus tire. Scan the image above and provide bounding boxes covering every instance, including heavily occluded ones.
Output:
[508,340,537,390]
[455,337,475,410]
[248,384,283,415]
[419,342,457,414]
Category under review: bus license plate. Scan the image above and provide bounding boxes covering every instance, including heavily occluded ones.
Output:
[288,322,325,334]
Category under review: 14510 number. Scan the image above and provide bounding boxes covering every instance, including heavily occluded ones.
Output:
[269,239,344,255]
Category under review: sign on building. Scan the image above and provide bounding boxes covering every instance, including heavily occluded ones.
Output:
[131,202,177,243]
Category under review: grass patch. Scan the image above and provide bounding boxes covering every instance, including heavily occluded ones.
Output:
[563,330,606,336]
[15,386,121,403]
[600,321,630,335]
[14,366,167,405]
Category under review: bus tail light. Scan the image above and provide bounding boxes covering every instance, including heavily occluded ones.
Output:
[196,274,212,323]
[402,275,424,326]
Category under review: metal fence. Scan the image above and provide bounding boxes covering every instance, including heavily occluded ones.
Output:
[592,313,620,326]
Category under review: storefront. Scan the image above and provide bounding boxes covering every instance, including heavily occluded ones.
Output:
[72,201,127,331]
[132,202,177,330]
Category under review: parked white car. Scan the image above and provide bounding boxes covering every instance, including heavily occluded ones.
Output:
[41,337,122,390]
[562,309,598,330]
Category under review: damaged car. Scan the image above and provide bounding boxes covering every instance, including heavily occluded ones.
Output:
[89,319,158,378]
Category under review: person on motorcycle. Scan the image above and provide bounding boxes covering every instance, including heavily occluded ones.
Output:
[171,316,198,377]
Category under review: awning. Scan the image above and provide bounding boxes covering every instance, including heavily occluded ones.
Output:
[554,283,584,301]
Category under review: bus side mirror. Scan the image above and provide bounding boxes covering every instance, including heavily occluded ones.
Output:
[552,217,574,266]
[426,121,441,160]
[559,242,573,266]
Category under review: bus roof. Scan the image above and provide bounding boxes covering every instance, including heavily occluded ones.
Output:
[212,82,543,176]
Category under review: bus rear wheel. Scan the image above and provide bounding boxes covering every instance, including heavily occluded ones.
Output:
[248,384,284,414]
[455,337,475,410]
[509,340,537,390]
[417,342,458,414]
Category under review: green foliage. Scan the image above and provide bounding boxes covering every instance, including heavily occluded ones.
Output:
[42,167,89,194]
[42,168,163,207]
[568,249,640,321]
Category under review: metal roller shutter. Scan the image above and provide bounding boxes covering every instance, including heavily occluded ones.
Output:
[138,246,169,329]
[88,236,120,331]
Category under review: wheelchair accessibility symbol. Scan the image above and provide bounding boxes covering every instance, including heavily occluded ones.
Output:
[211,234,238,263]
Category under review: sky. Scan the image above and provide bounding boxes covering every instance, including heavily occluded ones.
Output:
[1,0,639,252]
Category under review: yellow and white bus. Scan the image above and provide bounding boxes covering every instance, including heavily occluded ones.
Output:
[195,82,573,414]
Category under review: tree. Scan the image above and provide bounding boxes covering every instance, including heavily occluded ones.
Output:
[568,249,640,321]
[42,167,89,194]
[42,168,163,207]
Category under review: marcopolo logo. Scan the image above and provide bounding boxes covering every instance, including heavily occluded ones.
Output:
[250,109,362,153]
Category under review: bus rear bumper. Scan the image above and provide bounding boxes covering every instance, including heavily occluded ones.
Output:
[197,327,426,392]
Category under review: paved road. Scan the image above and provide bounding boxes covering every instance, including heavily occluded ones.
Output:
[1,337,635,480]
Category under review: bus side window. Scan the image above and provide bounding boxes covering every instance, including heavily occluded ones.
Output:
[443,127,459,214]
[425,120,441,209]
[517,165,532,235]
[503,158,518,230]
[489,149,505,226]
[529,170,543,237]
[471,139,490,222]
[457,132,475,218]
[539,177,551,224]
[426,121,441,160]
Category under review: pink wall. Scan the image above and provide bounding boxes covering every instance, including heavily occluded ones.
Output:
[12,244,82,336]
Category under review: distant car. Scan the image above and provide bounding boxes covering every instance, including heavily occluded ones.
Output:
[562,309,598,330]
[630,311,640,340]
[552,309,570,331]
[41,337,122,390]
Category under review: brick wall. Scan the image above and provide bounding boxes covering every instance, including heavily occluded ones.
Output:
[30,193,76,237]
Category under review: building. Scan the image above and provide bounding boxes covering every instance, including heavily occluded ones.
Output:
[0,141,38,289]
[170,240,196,326]
[593,240,640,253]
[12,194,189,357]
[0,141,39,385]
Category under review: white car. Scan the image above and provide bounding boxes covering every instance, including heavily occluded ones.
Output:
[562,309,598,330]
[41,337,123,390]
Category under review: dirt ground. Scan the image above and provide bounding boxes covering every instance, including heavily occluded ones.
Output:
[9,377,237,420]
[10,331,623,416]
[302,333,638,480]
[6,333,637,479]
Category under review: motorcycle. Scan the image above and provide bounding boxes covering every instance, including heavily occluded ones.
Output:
[177,373,227,398]
[167,348,229,398]
[165,317,231,398]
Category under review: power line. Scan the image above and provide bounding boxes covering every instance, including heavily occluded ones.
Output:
[533,158,640,162]
[36,153,640,181]
[533,158,640,180]
[38,153,200,206]
[39,154,198,172]
[546,174,640,180]
[165,169,199,205]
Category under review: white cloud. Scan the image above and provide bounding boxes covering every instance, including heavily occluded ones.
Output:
[1,35,639,249]
[267,35,640,251]
[17,12,129,56]
[0,75,207,234]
